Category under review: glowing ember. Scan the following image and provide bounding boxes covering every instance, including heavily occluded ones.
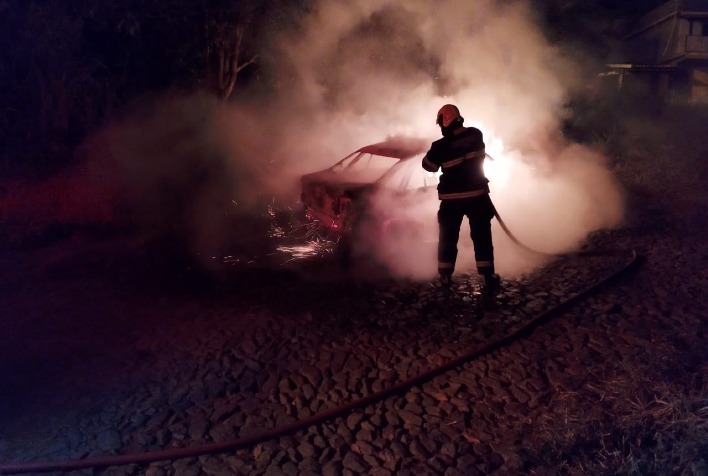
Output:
[275,240,335,261]
[222,255,257,265]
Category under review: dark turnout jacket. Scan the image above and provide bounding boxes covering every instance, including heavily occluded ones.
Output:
[422,126,488,200]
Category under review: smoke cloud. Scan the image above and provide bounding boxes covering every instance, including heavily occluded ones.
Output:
[258,0,624,279]
[89,0,624,279]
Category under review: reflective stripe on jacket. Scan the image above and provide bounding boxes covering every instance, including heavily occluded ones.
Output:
[422,126,489,200]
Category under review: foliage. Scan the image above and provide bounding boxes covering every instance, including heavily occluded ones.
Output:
[0,0,304,177]
[528,339,708,475]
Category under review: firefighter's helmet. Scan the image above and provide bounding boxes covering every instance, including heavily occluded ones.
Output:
[436,104,463,127]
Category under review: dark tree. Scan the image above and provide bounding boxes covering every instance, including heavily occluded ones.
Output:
[0,0,277,176]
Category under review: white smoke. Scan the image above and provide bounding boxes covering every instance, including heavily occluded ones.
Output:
[255,0,624,279]
[87,0,624,278]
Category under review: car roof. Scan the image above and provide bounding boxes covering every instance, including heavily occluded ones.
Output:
[355,136,430,160]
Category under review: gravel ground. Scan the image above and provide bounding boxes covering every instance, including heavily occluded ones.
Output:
[0,168,706,475]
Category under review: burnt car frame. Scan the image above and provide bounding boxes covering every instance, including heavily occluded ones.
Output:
[299,136,438,241]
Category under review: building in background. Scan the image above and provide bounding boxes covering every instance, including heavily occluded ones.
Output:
[602,0,708,102]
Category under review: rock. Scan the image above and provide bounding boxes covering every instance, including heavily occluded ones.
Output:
[352,440,374,456]
[449,397,470,412]
[173,461,202,476]
[211,398,235,423]
[281,461,299,475]
[440,442,456,458]
[346,412,364,430]
[200,455,235,476]
[298,457,321,473]
[187,386,207,406]
[444,466,466,476]
[96,429,122,453]
[278,377,294,393]
[301,364,323,387]
[398,410,423,426]
[389,440,409,460]
[370,468,393,476]
[355,429,373,443]
[264,464,287,476]
[438,401,454,414]
[297,441,316,459]
[336,422,353,443]
[301,383,315,400]
[508,381,531,403]
[342,451,367,472]
[145,463,169,476]
[156,428,172,447]
[188,416,208,440]
[330,350,348,373]
[384,410,400,425]
[456,454,479,473]
[321,460,342,476]
[209,424,236,442]
[343,354,363,372]
[409,438,431,459]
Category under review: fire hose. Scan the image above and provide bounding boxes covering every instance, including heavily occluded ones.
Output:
[0,211,641,474]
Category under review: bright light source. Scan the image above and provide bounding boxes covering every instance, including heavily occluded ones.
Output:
[483,133,512,186]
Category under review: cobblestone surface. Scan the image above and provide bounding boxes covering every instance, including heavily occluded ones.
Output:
[0,191,705,475]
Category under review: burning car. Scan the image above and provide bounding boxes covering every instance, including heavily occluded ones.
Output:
[299,136,438,240]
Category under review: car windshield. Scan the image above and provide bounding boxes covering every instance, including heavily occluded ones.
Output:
[321,137,436,188]
[330,151,400,174]
[377,156,439,190]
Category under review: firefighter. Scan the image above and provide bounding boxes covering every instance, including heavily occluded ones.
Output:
[422,104,500,294]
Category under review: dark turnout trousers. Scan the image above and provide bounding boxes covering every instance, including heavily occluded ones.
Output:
[437,194,495,277]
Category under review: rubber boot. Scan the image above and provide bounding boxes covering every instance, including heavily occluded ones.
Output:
[483,273,501,297]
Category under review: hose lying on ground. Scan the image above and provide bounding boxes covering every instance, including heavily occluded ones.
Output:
[0,244,641,474]
[492,205,622,258]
